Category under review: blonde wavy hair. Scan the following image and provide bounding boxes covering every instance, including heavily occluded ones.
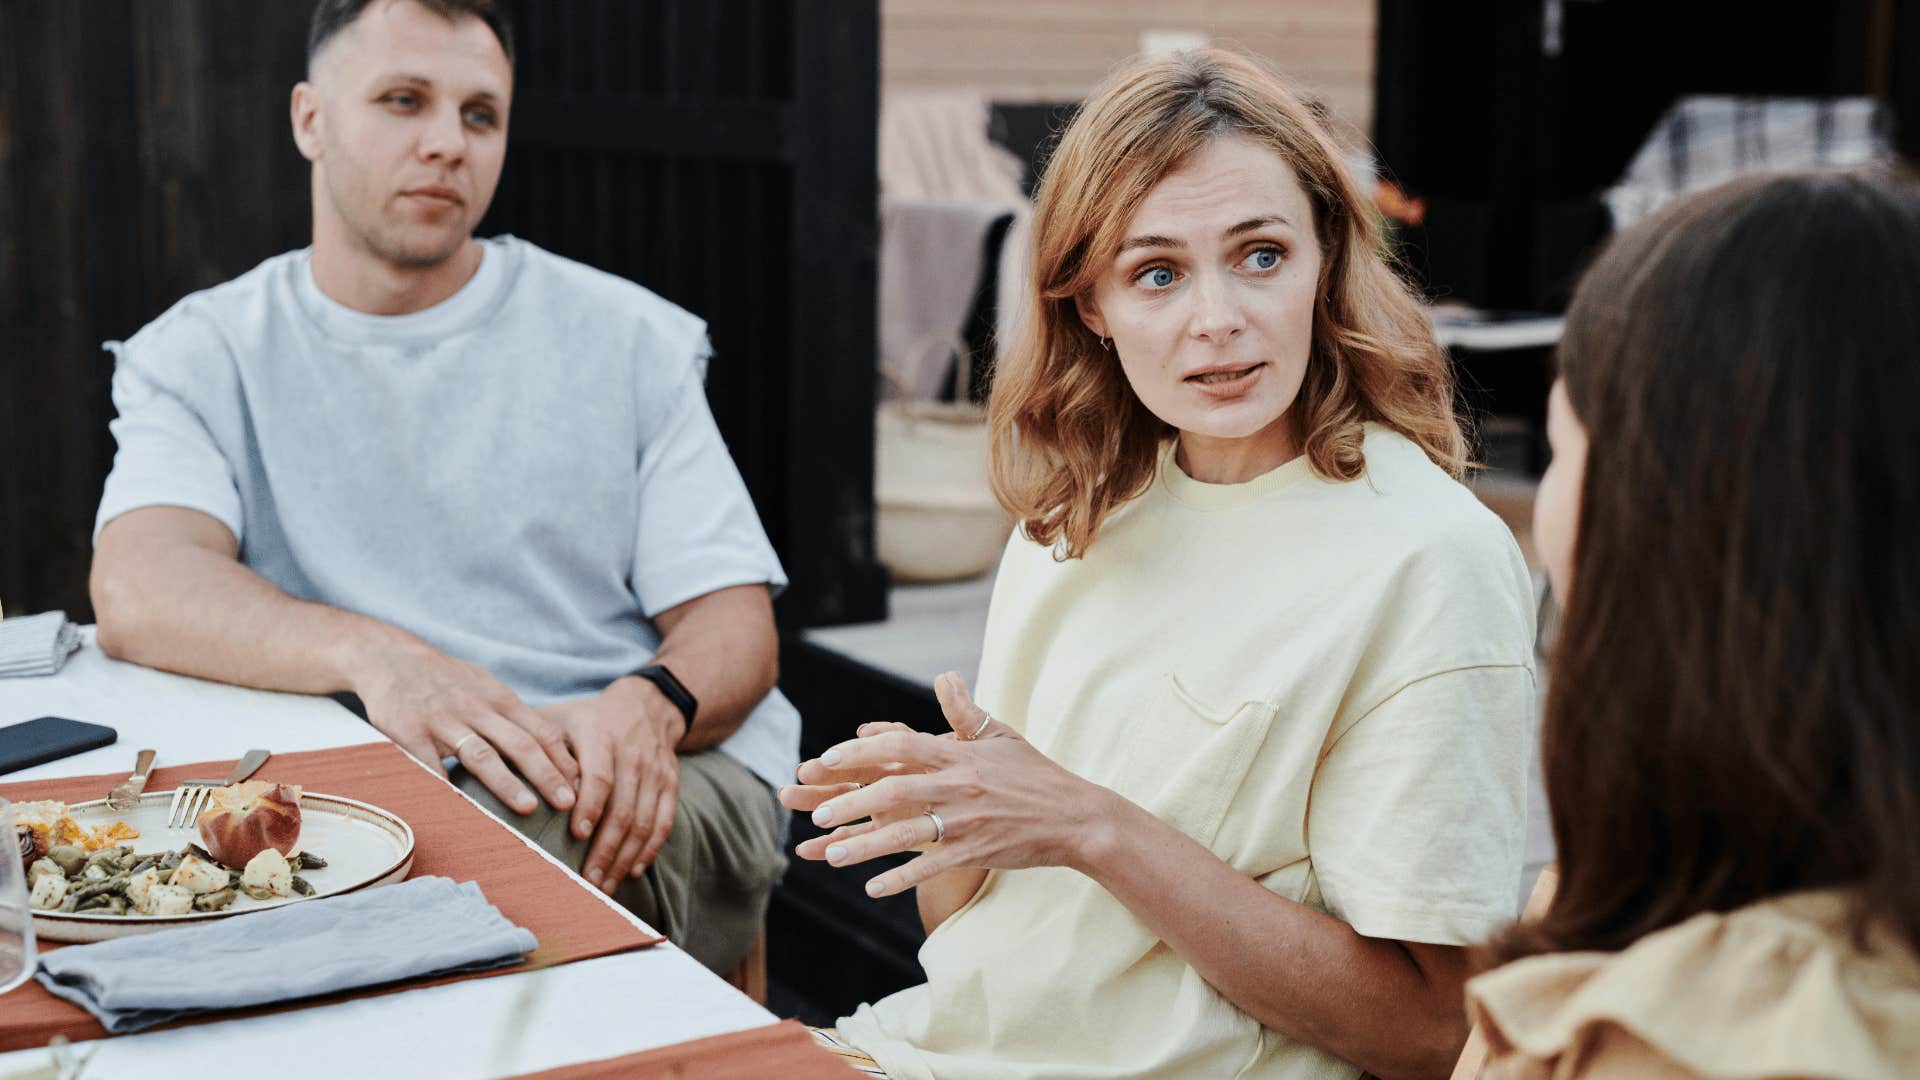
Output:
[988,48,1466,559]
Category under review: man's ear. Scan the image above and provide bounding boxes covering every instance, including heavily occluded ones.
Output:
[290,81,324,163]
[1073,292,1109,340]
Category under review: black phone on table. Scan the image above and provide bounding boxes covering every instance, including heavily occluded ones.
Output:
[0,716,118,776]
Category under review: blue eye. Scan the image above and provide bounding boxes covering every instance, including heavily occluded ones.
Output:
[1245,248,1282,271]
[464,107,497,128]
[1138,266,1176,289]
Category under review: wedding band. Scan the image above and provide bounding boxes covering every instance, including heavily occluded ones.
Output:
[924,809,946,844]
[966,712,992,740]
[451,732,481,757]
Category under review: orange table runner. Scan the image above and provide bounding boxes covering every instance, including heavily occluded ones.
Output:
[0,741,662,1052]
[511,1020,861,1079]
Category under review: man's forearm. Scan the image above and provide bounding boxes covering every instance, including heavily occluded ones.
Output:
[95,510,580,814]
[93,519,414,697]
[611,584,779,752]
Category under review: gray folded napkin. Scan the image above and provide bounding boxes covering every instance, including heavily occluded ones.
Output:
[0,611,82,677]
[35,877,537,1033]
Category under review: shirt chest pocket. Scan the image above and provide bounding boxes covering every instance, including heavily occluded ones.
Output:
[1112,673,1280,849]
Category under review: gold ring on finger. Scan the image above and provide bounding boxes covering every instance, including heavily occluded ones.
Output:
[452,732,482,757]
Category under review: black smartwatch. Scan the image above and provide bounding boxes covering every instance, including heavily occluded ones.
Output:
[632,663,698,728]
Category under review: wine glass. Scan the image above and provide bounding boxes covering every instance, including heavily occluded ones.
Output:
[0,797,38,995]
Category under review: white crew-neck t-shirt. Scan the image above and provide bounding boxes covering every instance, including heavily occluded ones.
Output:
[838,425,1537,1079]
[94,236,799,788]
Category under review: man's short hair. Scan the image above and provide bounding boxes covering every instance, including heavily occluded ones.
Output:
[307,0,516,69]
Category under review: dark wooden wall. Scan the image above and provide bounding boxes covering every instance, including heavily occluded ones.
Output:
[0,0,885,629]
[0,1,314,622]
[1897,0,1920,163]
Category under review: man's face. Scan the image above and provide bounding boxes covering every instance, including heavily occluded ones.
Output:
[298,0,512,268]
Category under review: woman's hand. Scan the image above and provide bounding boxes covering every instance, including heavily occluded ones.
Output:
[777,672,1114,897]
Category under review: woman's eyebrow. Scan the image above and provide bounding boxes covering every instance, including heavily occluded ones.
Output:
[1223,215,1292,238]
[1119,214,1294,253]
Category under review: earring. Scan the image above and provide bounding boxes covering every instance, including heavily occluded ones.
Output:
[1098,336,1111,352]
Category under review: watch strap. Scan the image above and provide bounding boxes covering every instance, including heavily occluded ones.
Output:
[633,663,698,727]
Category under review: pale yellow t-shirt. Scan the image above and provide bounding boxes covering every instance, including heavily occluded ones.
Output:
[1468,890,1920,1079]
[837,425,1538,1079]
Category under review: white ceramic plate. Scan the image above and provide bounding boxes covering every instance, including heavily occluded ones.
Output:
[32,789,414,943]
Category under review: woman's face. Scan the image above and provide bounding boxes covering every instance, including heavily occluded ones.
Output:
[1078,135,1323,465]
[1535,379,1589,600]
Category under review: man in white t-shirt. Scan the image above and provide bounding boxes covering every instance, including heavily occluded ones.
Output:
[86,0,792,974]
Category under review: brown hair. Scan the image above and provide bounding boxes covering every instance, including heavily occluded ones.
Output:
[308,0,514,69]
[986,48,1465,558]
[1490,170,1920,963]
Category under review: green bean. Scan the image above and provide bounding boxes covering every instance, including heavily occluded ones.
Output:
[67,874,128,906]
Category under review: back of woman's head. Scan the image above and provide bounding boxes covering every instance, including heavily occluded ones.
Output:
[988,48,1463,558]
[1503,170,1920,962]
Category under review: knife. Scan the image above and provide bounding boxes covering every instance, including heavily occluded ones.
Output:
[106,749,158,811]
[225,748,271,784]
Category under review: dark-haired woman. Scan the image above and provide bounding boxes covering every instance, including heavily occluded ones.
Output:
[1468,169,1920,1078]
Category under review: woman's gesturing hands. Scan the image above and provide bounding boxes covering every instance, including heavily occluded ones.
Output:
[778,672,1113,898]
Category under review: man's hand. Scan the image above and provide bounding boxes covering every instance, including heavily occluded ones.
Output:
[541,677,685,893]
[356,641,579,817]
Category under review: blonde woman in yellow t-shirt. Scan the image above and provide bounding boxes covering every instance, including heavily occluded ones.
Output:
[1464,173,1920,1079]
[780,49,1537,1080]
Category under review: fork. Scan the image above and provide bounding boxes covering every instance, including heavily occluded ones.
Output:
[166,749,271,829]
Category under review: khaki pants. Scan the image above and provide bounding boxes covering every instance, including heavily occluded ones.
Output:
[456,749,786,975]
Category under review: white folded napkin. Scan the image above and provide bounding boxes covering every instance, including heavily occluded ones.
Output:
[35,877,537,1033]
[0,611,82,678]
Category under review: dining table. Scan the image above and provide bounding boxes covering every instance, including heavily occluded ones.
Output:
[0,629,850,1078]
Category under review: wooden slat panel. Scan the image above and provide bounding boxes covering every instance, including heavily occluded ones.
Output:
[886,0,1369,27]
[905,79,1374,125]
[0,1,94,619]
[885,24,1373,78]
[889,76,1372,128]
[887,8,1369,36]
[881,0,1376,127]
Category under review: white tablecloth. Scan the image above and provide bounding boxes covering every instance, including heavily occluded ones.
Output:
[0,631,775,1078]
